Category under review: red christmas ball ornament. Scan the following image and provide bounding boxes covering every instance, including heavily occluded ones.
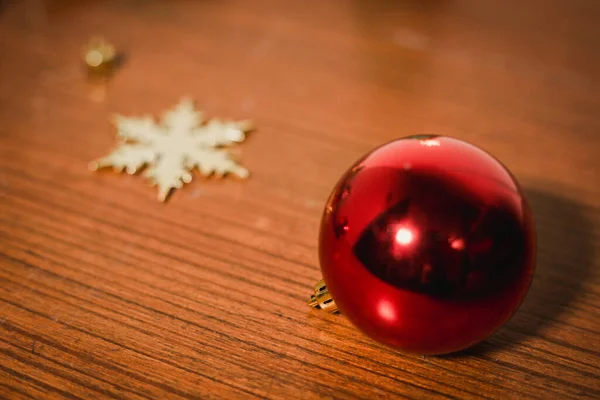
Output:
[309,135,536,355]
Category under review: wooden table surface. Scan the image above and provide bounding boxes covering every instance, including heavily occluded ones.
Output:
[1,0,599,398]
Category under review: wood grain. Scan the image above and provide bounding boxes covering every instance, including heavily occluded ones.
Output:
[0,0,599,398]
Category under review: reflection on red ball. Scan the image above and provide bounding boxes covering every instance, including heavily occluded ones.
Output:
[319,136,535,355]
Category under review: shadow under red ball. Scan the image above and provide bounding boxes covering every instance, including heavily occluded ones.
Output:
[319,136,535,355]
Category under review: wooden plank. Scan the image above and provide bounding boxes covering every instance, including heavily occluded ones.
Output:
[0,0,598,398]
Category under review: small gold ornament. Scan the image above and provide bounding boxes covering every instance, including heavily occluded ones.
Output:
[90,98,252,201]
[83,37,117,76]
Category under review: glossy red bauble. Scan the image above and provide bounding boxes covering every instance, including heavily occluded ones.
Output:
[319,136,536,355]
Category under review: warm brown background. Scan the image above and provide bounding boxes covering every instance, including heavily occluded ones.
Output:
[0,0,599,398]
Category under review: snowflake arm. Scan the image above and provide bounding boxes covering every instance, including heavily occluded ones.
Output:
[186,149,249,179]
[89,144,155,174]
[114,115,163,143]
[162,98,204,133]
[144,154,193,202]
[193,119,253,147]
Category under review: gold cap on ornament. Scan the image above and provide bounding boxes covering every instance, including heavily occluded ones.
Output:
[307,279,338,313]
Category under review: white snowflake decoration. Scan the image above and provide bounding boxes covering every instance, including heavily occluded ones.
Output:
[90,98,252,201]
